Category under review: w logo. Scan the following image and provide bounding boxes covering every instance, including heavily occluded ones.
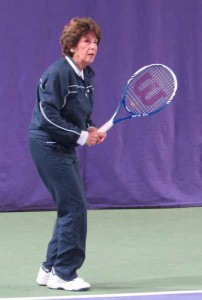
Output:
[133,72,167,106]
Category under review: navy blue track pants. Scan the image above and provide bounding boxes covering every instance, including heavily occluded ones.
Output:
[29,136,87,281]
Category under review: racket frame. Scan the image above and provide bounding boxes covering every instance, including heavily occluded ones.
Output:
[98,64,178,132]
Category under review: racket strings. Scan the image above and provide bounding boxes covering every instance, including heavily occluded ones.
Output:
[125,65,176,115]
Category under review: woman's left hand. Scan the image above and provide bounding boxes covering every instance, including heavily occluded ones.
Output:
[88,127,106,145]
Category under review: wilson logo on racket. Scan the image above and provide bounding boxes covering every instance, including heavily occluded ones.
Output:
[98,64,177,133]
[133,72,167,106]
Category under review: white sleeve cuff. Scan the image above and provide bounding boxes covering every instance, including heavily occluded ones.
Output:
[77,130,89,146]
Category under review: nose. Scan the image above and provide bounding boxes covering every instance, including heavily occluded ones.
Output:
[90,42,97,49]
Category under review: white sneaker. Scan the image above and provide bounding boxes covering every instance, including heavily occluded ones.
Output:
[36,265,51,286]
[47,269,91,291]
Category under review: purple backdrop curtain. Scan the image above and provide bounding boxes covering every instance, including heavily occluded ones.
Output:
[0,0,202,211]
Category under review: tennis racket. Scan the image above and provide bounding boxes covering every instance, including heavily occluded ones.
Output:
[98,64,177,133]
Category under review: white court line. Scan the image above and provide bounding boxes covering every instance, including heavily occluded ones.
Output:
[2,290,202,300]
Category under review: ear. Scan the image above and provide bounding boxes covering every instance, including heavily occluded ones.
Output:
[70,48,75,53]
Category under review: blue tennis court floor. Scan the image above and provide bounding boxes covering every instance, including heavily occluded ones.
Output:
[3,290,202,300]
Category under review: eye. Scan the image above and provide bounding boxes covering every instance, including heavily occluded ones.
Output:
[84,38,91,43]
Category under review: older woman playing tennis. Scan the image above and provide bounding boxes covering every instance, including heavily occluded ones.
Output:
[29,17,106,291]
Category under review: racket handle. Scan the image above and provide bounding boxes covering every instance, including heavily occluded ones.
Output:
[98,120,113,133]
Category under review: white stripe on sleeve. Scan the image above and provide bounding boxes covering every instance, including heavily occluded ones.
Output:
[39,101,80,136]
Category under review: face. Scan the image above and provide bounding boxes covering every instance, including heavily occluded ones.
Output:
[71,32,98,70]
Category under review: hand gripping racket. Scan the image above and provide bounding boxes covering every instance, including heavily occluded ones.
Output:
[98,64,177,133]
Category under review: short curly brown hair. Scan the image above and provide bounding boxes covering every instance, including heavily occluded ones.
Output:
[60,17,101,57]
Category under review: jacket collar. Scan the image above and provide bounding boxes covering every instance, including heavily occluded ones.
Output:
[65,56,84,79]
[65,56,95,80]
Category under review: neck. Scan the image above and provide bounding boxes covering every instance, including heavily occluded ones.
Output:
[72,58,87,71]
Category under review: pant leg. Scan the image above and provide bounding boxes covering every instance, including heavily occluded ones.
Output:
[29,137,87,281]
[43,220,59,270]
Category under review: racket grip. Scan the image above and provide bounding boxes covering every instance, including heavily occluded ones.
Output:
[98,120,113,133]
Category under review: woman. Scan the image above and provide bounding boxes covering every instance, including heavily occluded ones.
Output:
[29,17,106,291]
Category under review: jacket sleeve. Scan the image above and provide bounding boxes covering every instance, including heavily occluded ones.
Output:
[38,71,82,146]
[86,87,96,129]
[86,117,96,129]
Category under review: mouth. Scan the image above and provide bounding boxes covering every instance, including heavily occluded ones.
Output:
[88,53,95,58]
